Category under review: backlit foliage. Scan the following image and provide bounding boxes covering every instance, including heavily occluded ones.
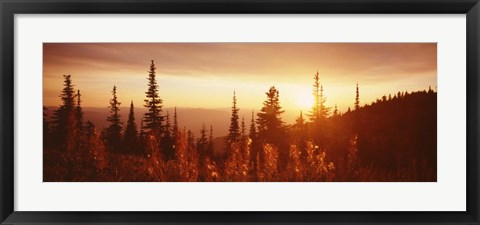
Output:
[43,64,437,182]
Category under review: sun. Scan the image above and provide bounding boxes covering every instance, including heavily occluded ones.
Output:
[296,90,314,109]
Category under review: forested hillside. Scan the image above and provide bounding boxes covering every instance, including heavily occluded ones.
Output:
[43,61,436,182]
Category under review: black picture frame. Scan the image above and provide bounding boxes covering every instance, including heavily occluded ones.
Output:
[1,0,479,224]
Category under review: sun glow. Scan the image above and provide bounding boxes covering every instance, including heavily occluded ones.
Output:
[296,89,314,110]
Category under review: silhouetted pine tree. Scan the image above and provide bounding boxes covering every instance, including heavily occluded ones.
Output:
[319,85,330,117]
[161,110,175,160]
[293,111,306,145]
[43,107,50,147]
[355,82,360,111]
[143,60,164,136]
[227,91,240,150]
[124,100,139,154]
[187,129,195,149]
[256,86,285,144]
[257,86,288,168]
[52,74,78,152]
[249,110,257,139]
[85,120,95,139]
[102,85,123,152]
[293,110,307,159]
[308,71,331,147]
[75,90,84,133]
[74,89,85,152]
[173,107,179,137]
[248,110,259,174]
[241,117,246,139]
[208,125,214,157]
[197,123,209,164]
[309,71,329,123]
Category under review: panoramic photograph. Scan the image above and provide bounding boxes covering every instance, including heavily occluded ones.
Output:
[43,43,437,182]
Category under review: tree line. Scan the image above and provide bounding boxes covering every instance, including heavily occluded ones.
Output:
[43,60,437,182]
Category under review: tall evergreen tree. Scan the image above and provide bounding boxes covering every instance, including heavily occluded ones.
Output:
[248,110,259,172]
[241,116,246,139]
[52,74,77,152]
[173,107,179,136]
[74,89,85,152]
[355,82,360,111]
[256,86,285,144]
[227,91,240,144]
[43,106,51,147]
[161,110,175,160]
[75,90,84,133]
[308,71,330,147]
[309,71,329,123]
[256,86,287,168]
[249,110,257,139]
[187,130,195,149]
[124,100,139,154]
[208,125,214,157]
[85,120,95,139]
[197,123,209,162]
[293,110,307,157]
[318,85,330,118]
[143,60,164,136]
[102,85,123,152]
[310,71,321,123]
[165,110,172,135]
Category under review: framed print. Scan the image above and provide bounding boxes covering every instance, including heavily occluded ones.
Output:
[1,0,479,224]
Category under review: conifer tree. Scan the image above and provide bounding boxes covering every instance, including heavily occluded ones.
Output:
[318,85,330,117]
[85,120,95,139]
[355,82,360,111]
[310,71,321,123]
[295,111,305,128]
[293,110,307,155]
[173,107,179,136]
[256,86,288,168]
[333,104,339,117]
[143,60,164,136]
[227,91,240,144]
[309,71,329,123]
[307,71,331,148]
[248,110,259,172]
[256,86,285,144]
[43,106,50,147]
[249,110,257,139]
[187,129,195,149]
[161,110,174,160]
[102,85,123,152]
[75,90,84,133]
[241,116,246,139]
[74,89,85,152]
[52,74,77,152]
[197,123,209,162]
[124,100,139,154]
[208,125,214,157]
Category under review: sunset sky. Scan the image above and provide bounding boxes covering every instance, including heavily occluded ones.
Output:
[43,43,436,120]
